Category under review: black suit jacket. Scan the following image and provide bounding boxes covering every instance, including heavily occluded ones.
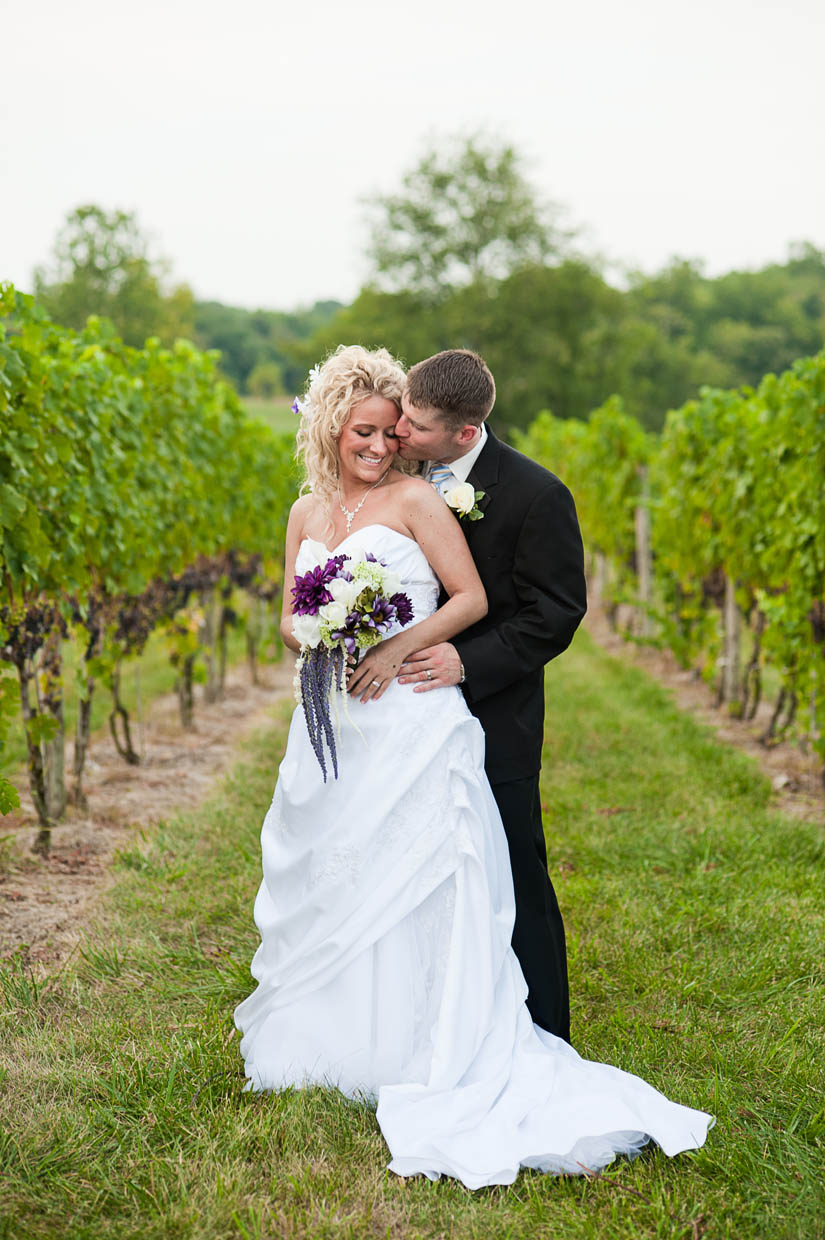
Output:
[450,428,587,784]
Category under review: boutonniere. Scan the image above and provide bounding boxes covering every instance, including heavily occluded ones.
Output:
[444,481,485,522]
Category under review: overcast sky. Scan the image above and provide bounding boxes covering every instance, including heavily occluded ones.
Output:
[3,0,823,310]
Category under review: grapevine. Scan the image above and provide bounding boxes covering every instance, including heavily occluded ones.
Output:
[517,350,825,787]
[0,284,296,847]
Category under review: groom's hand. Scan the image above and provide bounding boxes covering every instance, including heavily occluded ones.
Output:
[398,643,462,692]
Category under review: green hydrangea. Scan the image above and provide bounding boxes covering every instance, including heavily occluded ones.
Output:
[352,561,387,591]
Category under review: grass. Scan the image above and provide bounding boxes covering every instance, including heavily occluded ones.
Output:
[241,396,298,436]
[1,629,824,1239]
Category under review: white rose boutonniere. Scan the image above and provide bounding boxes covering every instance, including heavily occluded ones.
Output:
[444,480,485,522]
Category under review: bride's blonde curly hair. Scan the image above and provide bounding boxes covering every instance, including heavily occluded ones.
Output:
[295,345,408,512]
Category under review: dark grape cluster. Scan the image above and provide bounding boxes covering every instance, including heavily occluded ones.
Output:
[0,601,67,668]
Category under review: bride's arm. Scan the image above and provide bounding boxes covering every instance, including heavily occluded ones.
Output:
[348,481,487,699]
[280,497,313,654]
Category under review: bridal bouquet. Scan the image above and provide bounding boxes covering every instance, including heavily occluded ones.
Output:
[291,540,415,780]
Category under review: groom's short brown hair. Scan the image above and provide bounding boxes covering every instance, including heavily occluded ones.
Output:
[405,349,495,430]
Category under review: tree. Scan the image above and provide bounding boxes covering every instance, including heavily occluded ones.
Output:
[247,361,284,398]
[626,248,825,394]
[34,205,194,346]
[365,134,566,296]
[193,299,343,393]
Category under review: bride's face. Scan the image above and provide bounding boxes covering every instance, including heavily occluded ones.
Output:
[337,395,400,486]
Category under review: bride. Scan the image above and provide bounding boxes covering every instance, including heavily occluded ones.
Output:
[233,345,713,1188]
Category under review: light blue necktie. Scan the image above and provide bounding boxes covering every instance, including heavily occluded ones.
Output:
[428,462,455,496]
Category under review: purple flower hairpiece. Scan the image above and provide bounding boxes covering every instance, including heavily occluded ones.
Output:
[291,363,323,418]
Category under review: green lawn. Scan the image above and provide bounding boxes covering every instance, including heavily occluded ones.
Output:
[241,396,298,436]
[2,629,823,1239]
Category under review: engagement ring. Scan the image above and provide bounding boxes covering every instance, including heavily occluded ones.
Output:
[371,679,381,688]
[425,669,432,680]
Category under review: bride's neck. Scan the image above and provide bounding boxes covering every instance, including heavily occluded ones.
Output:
[337,466,393,502]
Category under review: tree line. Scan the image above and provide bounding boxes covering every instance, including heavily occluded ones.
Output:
[32,204,341,399]
[29,138,825,431]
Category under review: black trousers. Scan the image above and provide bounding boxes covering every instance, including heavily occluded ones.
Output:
[489,775,571,1043]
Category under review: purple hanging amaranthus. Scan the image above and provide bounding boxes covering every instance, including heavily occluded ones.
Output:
[298,645,346,780]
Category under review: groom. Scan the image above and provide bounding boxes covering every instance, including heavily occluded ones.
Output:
[394,349,586,1043]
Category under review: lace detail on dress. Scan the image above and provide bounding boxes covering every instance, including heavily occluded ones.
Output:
[309,844,361,888]
[388,581,440,635]
[414,877,456,1003]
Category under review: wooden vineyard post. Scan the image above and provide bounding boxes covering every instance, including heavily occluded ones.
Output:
[634,467,653,639]
[592,552,607,608]
[721,574,742,711]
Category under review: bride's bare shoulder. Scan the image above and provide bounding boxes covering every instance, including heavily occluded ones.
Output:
[290,492,316,516]
[388,471,432,500]
[287,493,323,540]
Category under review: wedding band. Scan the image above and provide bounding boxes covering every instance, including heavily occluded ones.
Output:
[371,679,381,687]
[425,669,432,680]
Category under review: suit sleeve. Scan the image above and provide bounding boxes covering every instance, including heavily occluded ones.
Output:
[454,480,587,704]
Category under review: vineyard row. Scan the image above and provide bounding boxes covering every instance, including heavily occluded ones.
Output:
[0,284,297,849]
[3,283,824,847]
[516,349,825,782]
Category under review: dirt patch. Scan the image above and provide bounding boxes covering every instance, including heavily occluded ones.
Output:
[0,658,295,967]
[585,606,824,824]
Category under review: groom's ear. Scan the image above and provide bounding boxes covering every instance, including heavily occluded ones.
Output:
[456,424,479,446]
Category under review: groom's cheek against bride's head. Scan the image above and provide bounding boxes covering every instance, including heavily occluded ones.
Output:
[395,350,495,463]
[395,394,451,462]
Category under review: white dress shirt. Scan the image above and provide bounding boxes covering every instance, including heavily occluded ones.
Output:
[428,423,488,484]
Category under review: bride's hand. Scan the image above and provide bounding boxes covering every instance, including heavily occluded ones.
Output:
[347,637,408,703]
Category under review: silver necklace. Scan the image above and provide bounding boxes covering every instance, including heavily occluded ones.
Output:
[338,471,388,534]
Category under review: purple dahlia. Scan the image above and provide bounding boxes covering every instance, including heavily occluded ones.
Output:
[390,592,414,626]
[291,555,348,616]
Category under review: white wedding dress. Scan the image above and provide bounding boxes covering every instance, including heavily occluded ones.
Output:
[234,524,712,1188]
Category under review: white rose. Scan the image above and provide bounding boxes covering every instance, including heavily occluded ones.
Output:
[328,577,363,610]
[319,600,348,627]
[444,481,476,516]
[292,613,323,648]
